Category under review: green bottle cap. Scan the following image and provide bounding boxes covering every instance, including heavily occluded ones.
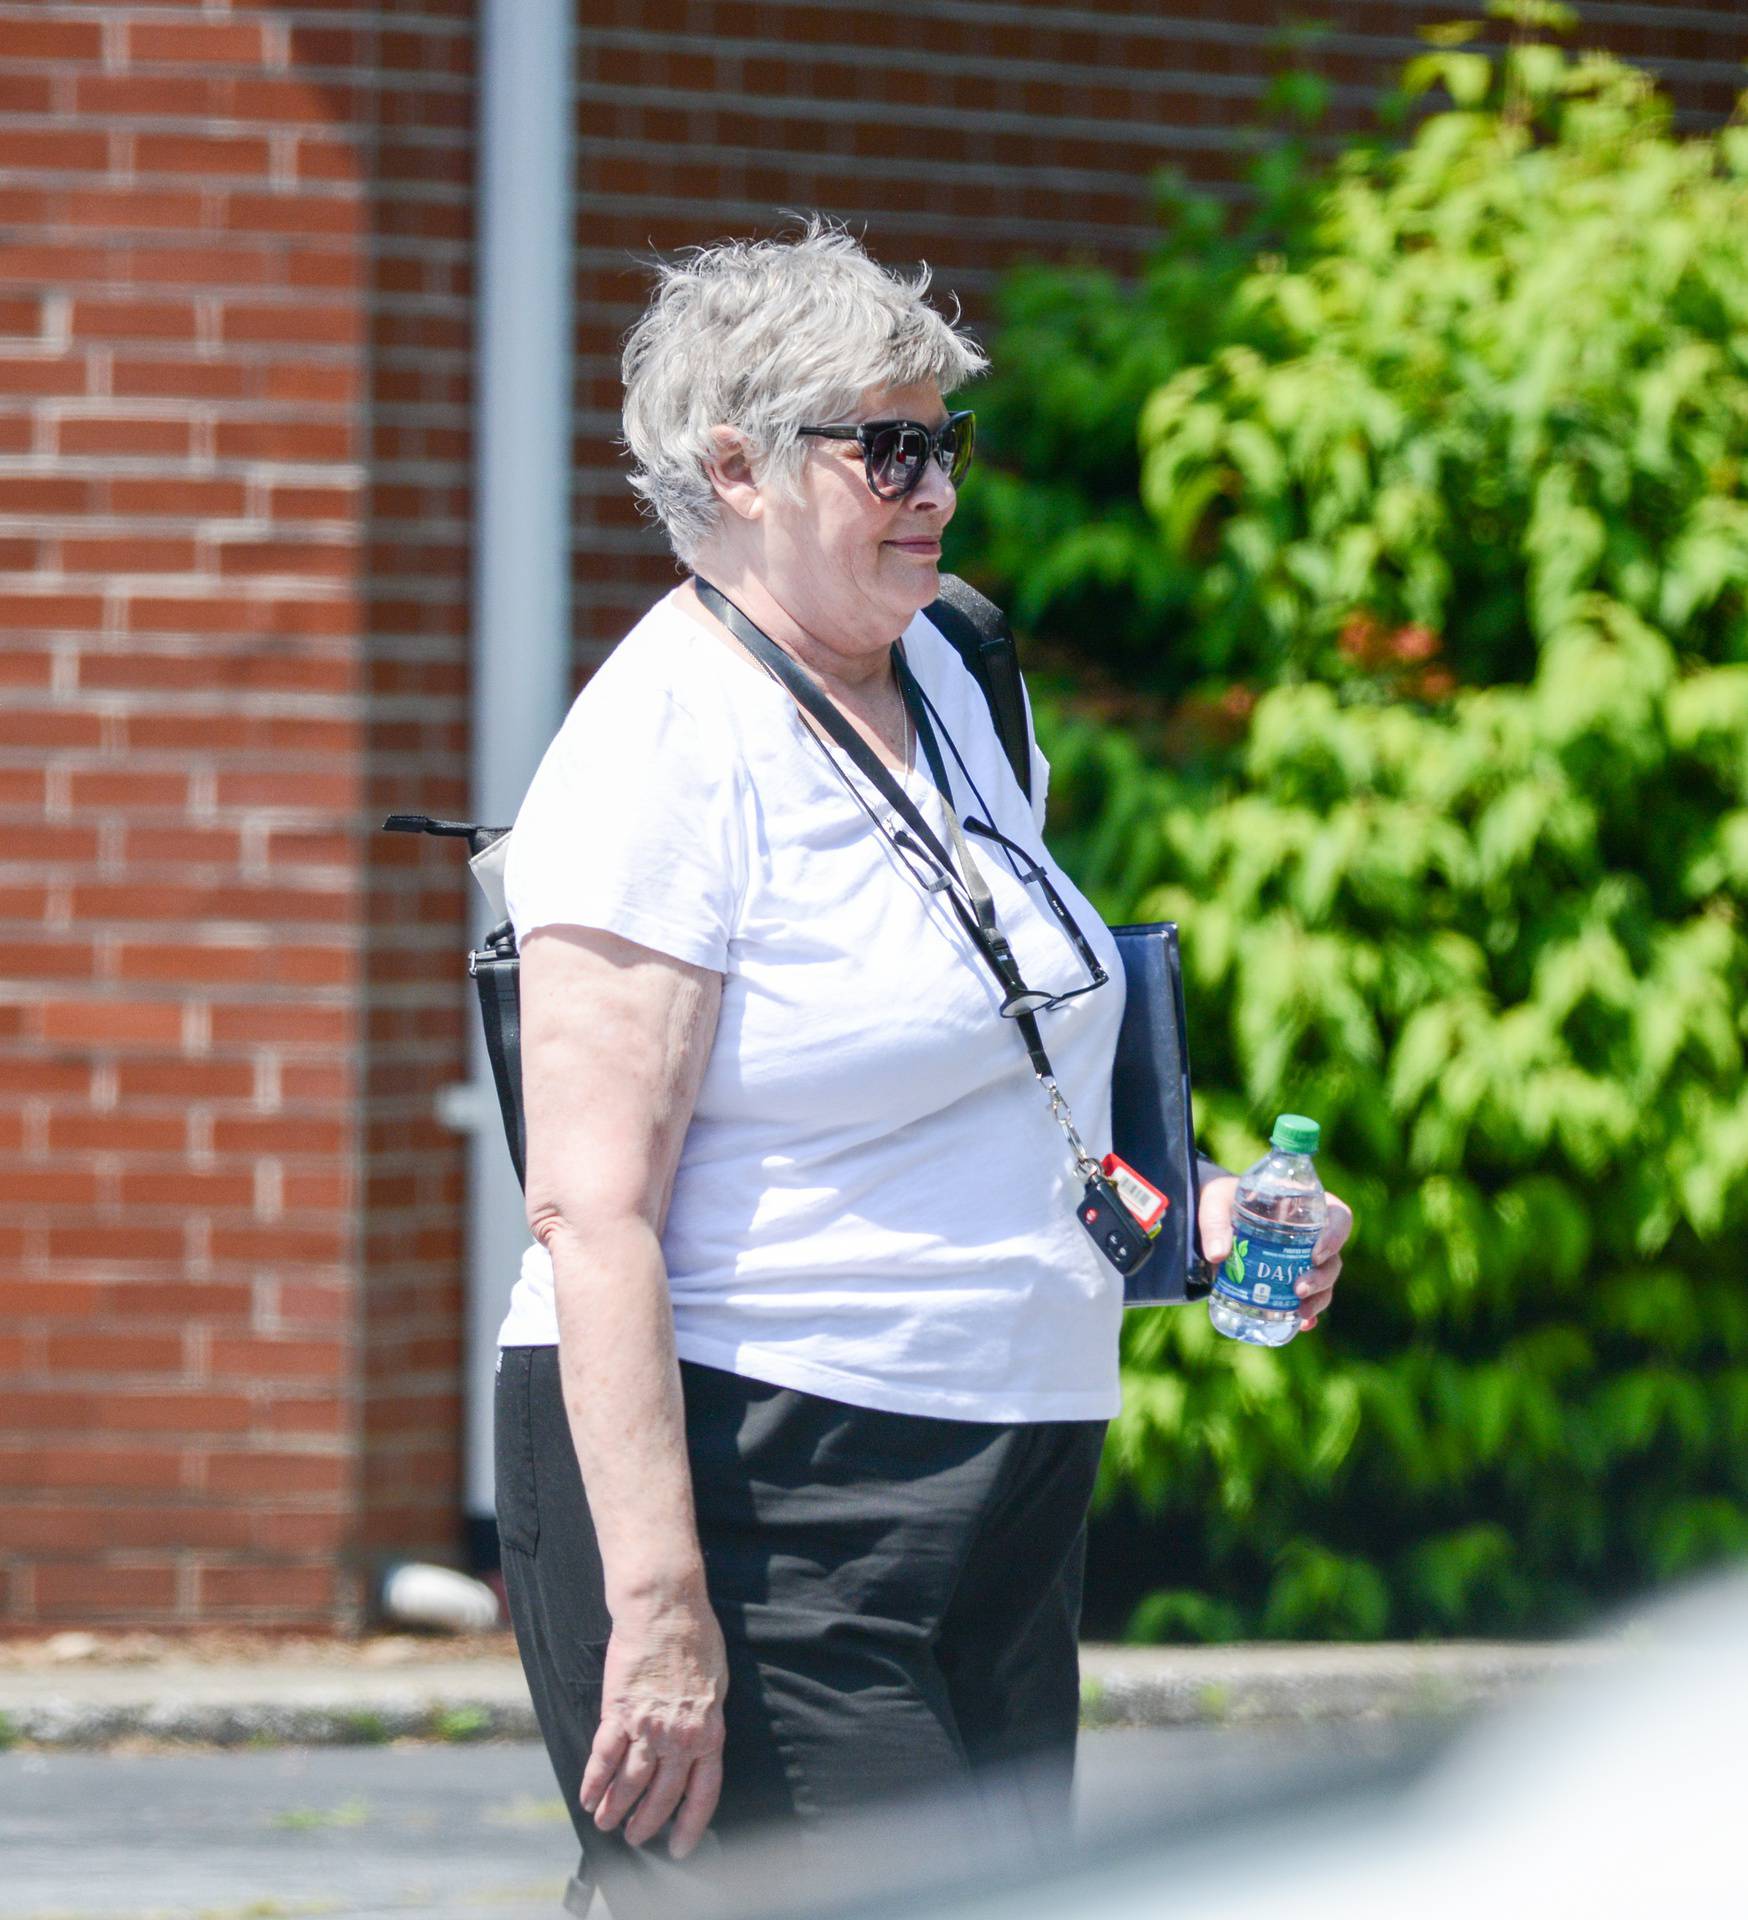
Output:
[1271,1113,1320,1154]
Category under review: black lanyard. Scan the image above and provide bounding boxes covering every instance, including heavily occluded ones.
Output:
[692,576,1100,1176]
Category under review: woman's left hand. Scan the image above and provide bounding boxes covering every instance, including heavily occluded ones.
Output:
[1197,1176,1354,1333]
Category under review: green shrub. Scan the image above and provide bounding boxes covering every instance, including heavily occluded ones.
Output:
[1049,619,1748,1636]
[1002,10,1748,1637]
[964,6,1748,700]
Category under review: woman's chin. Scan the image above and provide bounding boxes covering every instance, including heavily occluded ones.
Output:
[882,544,943,606]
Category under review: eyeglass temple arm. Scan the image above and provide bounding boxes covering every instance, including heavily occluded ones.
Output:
[963,816,1032,860]
[962,818,1107,980]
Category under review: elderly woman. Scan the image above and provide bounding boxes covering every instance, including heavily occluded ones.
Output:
[494,222,1350,1914]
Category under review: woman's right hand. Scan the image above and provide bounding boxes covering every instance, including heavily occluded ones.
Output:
[581,1587,729,1861]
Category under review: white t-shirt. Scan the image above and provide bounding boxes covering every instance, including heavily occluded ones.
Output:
[496,589,1127,1422]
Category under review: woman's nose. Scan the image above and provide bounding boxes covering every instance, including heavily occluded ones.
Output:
[908,456,954,513]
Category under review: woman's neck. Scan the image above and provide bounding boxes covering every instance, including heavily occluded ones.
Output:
[681,566,897,701]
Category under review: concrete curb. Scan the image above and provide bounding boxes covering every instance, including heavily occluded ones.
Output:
[1076,1639,1615,1728]
[0,1657,540,1749]
[0,1640,1617,1750]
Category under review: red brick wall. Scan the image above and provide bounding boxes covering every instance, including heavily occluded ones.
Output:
[0,0,473,1632]
[1,0,1739,1630]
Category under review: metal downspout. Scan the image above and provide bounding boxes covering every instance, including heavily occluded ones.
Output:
[463,0,575,1552]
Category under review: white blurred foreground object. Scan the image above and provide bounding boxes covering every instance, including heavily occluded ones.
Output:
[1176,1580,1748,1918]
[888,1571,1748,1920]
[378,1561,501,1633]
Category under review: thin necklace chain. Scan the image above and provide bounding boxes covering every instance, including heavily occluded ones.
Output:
[790,661,911,779]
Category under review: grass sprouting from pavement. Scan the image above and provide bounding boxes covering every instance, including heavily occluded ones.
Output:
[269,1798,371,1832]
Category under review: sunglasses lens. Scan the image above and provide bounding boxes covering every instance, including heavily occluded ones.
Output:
[1001,987,1054,1017]
[868,425,928,497]
[857,417,975,498]
[944,414,974,484]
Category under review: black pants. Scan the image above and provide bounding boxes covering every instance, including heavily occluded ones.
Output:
[495,1347,1107,1918]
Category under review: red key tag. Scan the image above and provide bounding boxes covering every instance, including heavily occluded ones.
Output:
[1101,1153,1170,1238]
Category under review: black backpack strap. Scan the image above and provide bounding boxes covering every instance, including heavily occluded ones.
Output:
[384,819,529,1188]
[471,922,527,1190]
[923,573,1031,805]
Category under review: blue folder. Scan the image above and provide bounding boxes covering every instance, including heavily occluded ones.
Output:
[1110,922,1207,1307]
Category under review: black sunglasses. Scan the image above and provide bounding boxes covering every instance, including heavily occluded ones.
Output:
[798,410,976,501]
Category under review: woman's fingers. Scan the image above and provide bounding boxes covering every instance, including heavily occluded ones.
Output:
[621,1754,694,1850]
[582,1724,725,1851]
[668,1750,724,1861]
[1298,1260,1339,1304]
[1313,1193,1355,1265]
[1198,1175,1239,1266]
[1296,1260,1340,1331]
[1298,1191,1354,1335]
[582,1738,725,1854]
[580,1722,628,1816]
[592,1735,660,1832]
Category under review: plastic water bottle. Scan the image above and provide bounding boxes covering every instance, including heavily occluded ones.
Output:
[1208,1115,1326,1348]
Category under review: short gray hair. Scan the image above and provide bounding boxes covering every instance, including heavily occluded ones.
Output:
[620,218,989,564]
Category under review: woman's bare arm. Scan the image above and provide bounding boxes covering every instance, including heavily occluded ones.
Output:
[520,923,726,1860]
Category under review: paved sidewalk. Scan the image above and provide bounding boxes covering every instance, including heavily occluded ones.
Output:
[0,1633,1617,1748]
[0,1722,1443,1920]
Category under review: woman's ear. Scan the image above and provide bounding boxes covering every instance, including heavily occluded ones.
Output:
[703,426,763,524]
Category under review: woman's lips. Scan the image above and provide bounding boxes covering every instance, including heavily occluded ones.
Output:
[886,540,942,555]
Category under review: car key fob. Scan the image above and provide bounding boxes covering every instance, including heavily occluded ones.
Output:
[1078,1169,1157,1275]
